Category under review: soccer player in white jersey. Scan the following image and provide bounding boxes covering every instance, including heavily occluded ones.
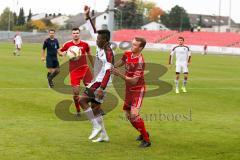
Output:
[78,6,114,142]
[169,37,191,93]
[13,32,22,56]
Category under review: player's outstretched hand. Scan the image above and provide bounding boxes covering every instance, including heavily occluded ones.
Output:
[58,52,65,57]
[84,5,90,18]
[111,67,120,76]
[96,88,104,100]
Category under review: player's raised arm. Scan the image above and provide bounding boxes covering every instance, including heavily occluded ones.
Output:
[86,44,94,67]
[84,6,97,40]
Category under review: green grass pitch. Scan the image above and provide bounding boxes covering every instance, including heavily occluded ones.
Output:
[0,42,239,160]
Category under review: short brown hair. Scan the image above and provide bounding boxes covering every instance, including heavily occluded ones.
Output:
[135,37,146,49]
[72,27,80,32]
[49,29,55,33]
[178,36,185,41]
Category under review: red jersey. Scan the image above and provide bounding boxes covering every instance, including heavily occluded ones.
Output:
[60,40,91,73]
[121,51,145,90]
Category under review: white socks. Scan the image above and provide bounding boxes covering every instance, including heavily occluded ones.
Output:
[84,108,99,128]
[175,79,179,88]
[96,115,107,137]
[183,79,187,87]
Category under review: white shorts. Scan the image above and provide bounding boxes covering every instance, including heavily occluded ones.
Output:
[15,44,22,49]
[176,63,188,73]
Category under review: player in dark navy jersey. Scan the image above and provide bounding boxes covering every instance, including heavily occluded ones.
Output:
[42,29,60,88]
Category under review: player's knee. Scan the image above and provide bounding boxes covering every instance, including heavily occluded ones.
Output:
[72,88,79,96]
[124,111,131,120]
[79,97,86,108]
[55,68,60,74]
[73,95,79,101]
[130,113,139,121]
[92,106,102,116]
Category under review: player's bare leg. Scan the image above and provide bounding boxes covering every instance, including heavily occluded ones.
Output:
[13,48,17,56]
[14,47,21,56]
[72,86,81,115]
[79,95,102,140]
[17,48,21,56]
[91,103,109,142]
[182,73,188,93]
[175,73,180,93]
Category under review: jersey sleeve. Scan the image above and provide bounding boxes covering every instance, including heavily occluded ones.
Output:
[121,52,127,63]
[60,42,68,52]
[85,43,91,54]
[86,19,98,40]
[100,47,114,89]
[170,47,175,56]
[42,40,47,50]
[56,40,60,49]
[188,48,191,56]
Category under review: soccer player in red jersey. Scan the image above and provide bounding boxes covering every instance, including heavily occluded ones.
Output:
[112,37,151,148]
[59,28,94,115]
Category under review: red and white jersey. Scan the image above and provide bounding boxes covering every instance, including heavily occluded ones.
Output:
[60,40,90,72]
[121,51,145,90]
[92,46,114,84]
[85,18,114,89]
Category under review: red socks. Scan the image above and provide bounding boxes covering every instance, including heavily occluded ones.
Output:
[73,96,80,112]
[131,117,150,142]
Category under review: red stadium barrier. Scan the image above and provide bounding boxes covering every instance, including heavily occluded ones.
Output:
[113,29,177,43]
[113,30,240,48]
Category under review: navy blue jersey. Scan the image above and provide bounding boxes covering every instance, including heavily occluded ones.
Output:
[43,38,59,57]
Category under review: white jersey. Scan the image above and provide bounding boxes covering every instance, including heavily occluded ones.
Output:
[171,45,191,64]
[14,35,22,45]
[86,19,113,86]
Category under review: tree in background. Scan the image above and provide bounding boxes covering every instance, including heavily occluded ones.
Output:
[115,0,144,29]
[137,1,163,22]
[31,20,47,30]
[161,5,190,31]
[148,7,164,22]
[17,7,25,25]
[27,9,32,22]
[13,12,18,25]
[115,0,123,7]
[0,8,14,30]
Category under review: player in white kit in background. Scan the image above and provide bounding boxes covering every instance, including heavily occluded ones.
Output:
[13,32,23,56]
[169,37,191,93]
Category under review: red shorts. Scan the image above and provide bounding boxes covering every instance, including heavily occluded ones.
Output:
[70,67,92,87]
[123,86,145,111]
